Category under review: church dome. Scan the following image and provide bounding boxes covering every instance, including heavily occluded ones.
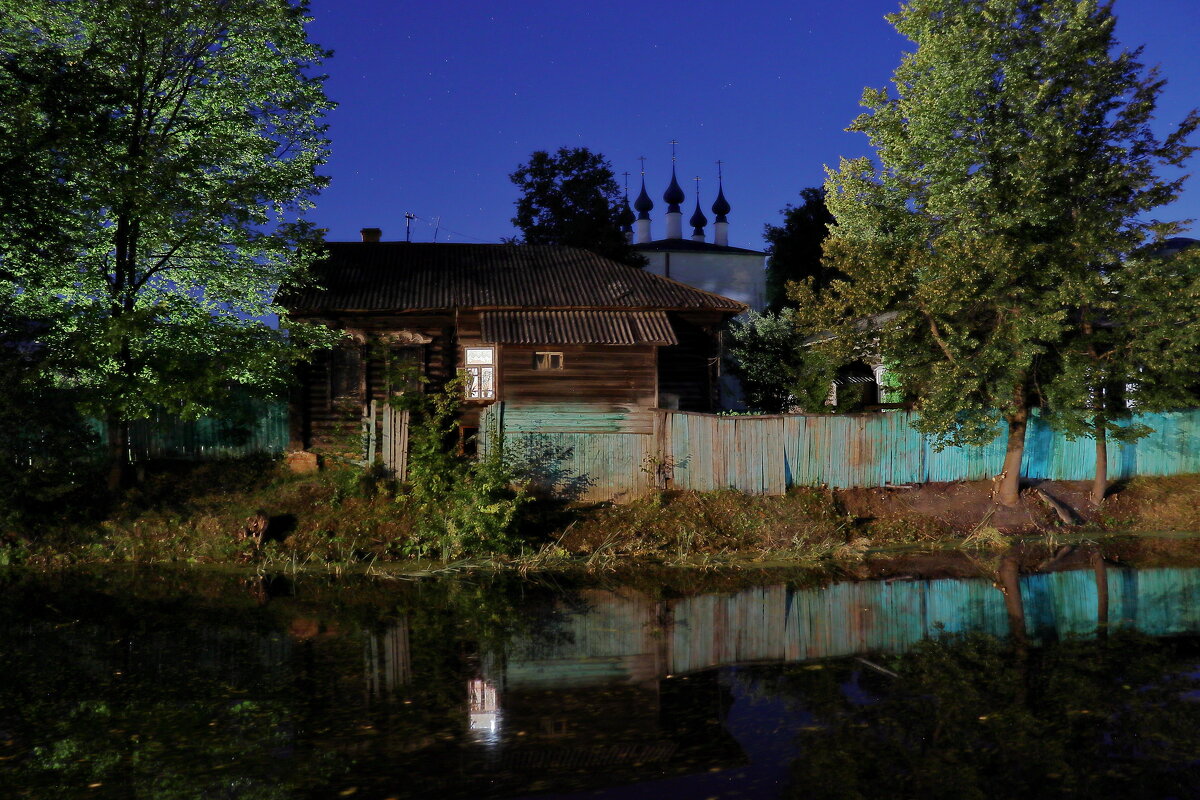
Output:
[663,167,686,210]
[634,177,654,219]
[711,184,730,221]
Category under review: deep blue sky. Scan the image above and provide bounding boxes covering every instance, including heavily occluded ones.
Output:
[305,0,1200,249]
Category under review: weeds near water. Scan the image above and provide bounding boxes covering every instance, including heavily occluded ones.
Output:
[962,506,1008,551]
[832,537,872,562]
[962,525,1008,551]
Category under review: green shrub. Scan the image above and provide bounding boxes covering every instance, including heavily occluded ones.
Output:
[394,379,529,560]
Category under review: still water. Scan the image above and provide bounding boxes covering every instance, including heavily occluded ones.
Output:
[2,542,1199,799]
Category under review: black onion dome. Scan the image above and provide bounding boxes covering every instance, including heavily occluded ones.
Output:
[663,168,686,211]
[617,198,635,228]
[634,178,654,219]
[711,184,730,222]
[689,198,707,230]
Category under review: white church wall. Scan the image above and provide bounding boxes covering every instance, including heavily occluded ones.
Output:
[641,250,767,312]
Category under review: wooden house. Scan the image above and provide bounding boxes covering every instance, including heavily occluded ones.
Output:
[280,238,746,453]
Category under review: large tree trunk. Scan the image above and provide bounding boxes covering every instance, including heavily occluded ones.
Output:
[105,416,131,493]
[996,408,1028,507]
[1091,419,1108,506]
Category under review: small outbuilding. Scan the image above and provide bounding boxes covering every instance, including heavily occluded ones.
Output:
[280,237,746,454]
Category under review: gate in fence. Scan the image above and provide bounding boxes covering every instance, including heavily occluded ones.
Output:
[362,400,410,480]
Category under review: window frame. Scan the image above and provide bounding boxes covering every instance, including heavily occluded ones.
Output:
[329,340,365,406]
[462,345,497,400]
[533,351,564,371]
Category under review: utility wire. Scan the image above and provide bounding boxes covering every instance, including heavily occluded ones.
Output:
[407,213,493,243]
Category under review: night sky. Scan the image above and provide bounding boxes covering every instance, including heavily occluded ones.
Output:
[305,0,1200,249]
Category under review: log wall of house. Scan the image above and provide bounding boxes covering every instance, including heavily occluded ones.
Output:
[292,314,453,452]
[657,314,720,412]
[498,344,657,407]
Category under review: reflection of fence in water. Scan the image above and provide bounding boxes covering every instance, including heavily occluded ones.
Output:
[363,617,411,702]
[501,568,1200,687]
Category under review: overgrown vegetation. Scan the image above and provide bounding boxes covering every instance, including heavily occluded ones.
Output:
[0,309,105,534]
[553,488,854,566]
[726,309,837,413]
[3,441,1198,573]
[393,378,529,560]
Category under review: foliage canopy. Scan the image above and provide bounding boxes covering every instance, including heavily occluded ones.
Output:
[763,187,837,311]
[727,309,837,414]
[510,146,646,267]
[0,0,338,485]
[800,0,1199,504]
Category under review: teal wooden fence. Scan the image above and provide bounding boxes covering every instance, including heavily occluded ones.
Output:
[91,398,289,460]
[482,403,1200,501]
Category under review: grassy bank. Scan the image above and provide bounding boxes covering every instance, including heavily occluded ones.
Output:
[4,457,1200,572]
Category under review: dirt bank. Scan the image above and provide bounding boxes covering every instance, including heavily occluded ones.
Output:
[835,475,1200,535]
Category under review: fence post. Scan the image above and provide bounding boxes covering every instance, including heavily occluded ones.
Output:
[395,409,409,480]
[381,403,392,471]
[653,409,673,491]
[363,400,377,465]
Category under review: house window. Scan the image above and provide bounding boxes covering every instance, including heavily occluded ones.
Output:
[533,351,563,370]
[330,343,363,400]
[463,346,495,399]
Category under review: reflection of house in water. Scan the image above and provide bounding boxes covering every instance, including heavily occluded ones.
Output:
[467,677,500,743]
[363,617,411,701]
[490,673,743,786]
[494,567,1200,683]
[450,589,747,791]
[13,565,1197,799]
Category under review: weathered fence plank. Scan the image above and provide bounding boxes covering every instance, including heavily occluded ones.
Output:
[90,398,288,460]
[380,404,410,480]
[481,405,1200,502]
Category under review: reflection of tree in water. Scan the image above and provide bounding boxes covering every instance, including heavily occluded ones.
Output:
[0,570,581,799]
[783,631,1200,800]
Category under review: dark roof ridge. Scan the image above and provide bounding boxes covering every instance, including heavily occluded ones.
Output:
[282,241,746,313]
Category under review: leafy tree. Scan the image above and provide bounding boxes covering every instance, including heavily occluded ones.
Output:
[510,146,646,267]
[763,187,837,310]
[800,0,1198,505]
[0,0,337,491]
[1042,242,1200,504]
[727,309,837,413]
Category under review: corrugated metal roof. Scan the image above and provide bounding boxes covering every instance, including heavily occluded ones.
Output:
[481,310,678,345]
[281,243,746,313]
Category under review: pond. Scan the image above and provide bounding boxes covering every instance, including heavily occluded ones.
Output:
[2,538,1200,799]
